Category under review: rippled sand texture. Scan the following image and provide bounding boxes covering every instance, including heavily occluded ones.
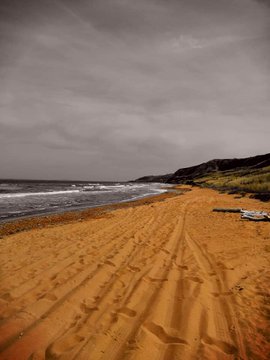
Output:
[0,187,269,360]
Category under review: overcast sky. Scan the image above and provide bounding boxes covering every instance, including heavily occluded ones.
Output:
[0,0,269,181]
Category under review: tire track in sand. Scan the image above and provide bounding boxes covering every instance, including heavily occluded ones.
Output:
[0,207,167,359]
[0,189,255,360]
[0,209,136,294]
[126,198,247,360]
[184,231,247,360]
[43,211,174,359]
[129,201,198,360]
[68,204,189,360]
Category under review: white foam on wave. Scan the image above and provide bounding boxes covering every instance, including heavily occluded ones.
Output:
[82,183,150,192]
[117,188,167,203]
[0,183,171,200]
[0,189,81,199]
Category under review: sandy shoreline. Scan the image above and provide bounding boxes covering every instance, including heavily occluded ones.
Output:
[0,189,180,238]
[0,186,269,360]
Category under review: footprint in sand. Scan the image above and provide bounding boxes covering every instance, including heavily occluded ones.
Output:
[160,248,171,255]
[118,307,137,317]
[80,299,99,314]
[128,265,141,272]
[201,335,237,355]
[46,334,85,358]
[143,322,188,345]
[40,293,58,301]
[174,263,189,270]
[186,276,204,284]
[211,291,232,297]
[0,292,13,301]
[104,260,116,267]
[143,276,168,283]
[50,274,58,281]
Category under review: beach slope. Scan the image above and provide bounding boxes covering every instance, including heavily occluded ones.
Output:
[0,187,269,360]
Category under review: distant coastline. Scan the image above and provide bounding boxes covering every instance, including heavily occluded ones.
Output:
[136,152,270,201]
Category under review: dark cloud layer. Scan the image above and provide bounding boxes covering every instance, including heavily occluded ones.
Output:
[0,0,269,180]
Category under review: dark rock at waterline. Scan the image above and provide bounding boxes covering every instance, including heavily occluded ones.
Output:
[250,192,270,202]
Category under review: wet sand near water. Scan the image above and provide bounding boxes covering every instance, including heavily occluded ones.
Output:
[0,186,269,360]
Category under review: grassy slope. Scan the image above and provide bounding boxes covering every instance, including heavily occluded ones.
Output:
[195,165,270,193]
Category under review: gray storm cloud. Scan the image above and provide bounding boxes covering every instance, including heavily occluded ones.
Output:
[0,0,269,180]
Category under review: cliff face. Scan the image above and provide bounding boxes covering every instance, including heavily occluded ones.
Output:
[135,153,270,183]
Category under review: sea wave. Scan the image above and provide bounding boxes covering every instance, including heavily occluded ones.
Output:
[117,188,167,203]
[0,182,171,222]
[0,189,81,199]
[0,183,169,199]
[81,183,150,192]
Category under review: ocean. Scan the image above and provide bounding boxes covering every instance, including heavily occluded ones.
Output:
[0,180,170,222]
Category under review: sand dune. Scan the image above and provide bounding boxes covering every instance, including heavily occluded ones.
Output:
[0,187,269,360]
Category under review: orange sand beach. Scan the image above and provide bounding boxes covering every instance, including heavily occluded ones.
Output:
[0,186,269,360]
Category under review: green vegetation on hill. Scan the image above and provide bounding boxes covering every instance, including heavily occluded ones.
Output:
[135,153,270,200]
[195,166,270,193]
